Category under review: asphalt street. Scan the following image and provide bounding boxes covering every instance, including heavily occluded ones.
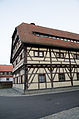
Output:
[0,90,79,119]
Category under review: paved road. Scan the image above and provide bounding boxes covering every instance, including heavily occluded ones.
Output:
[0,90,79,119]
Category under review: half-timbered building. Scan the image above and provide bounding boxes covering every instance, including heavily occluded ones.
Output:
[0,65,13,82]
[10,22,79,91]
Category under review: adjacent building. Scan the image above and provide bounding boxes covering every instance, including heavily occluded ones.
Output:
[10,22,79,91]
[0,65,13,82]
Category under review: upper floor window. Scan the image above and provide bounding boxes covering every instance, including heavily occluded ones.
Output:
[73,54,79,59]
[34,50,44,57]
[0,72,12,75]
[20,53,23,60]
[56,52,64,58]
[16,59,18,65]
[34,51,38,57]
[77,73,79,80]
[0,72,3,75]
[39,51,44,57]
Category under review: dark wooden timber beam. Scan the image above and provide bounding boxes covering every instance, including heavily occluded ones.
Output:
[24,46,28,92]
[49,48,53,88]
[68,51,73,86]
[23,63,79,68]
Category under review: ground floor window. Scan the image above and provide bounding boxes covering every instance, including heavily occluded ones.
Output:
[16,77,18,84]
[13,78,15,84]
[13,75,24,84]
[38,74,46,83]
[77,73,79,80]
[59,73,65,82]
[6,78,9,81]
[21,75,24,84]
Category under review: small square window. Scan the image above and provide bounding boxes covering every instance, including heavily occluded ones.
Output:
[60,53,64,58]
[7,72,9,75]
[59,73,65,82]
[73,54,77,59]
[56,52,60,58]
[56,52,64,58]
[77,55,79,59]
[0,72,3,75]
[34,51,39,57]
[39,51,44,57]
[34,51,44,57]
[6,78,9,81]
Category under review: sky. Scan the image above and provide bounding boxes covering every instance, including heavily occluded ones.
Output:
[0,0,79,65]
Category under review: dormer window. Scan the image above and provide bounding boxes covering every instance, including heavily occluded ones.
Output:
[33,31,79,44]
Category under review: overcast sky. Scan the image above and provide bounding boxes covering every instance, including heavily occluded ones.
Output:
[0,0,79,65]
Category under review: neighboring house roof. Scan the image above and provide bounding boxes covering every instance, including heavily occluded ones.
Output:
[0,65,13,72]
[15,22,79,50]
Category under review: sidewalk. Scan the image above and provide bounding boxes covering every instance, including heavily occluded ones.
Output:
[24,86,79,96]
[0,88,23,96]
[0,86,79,96]
[41,107,79,119]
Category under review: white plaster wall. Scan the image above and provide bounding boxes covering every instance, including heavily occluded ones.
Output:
[53,82,71,87]
[13,84,24,90]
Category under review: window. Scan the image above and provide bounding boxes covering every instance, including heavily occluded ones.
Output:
[39,51,44,57]
[0,72,3,75]
[6,72,9,75]
[16,59,18,65]
[34,51,39,57]
[77,55,79,59]
[34,51,44,57]
[13,78,15,84]
[38,74,46,83]
[16,77,18,84]
[20,53,22,60]
[4,72,7,75]
[33,32,79,44]
[73,54,79,59]
[6,78,9,81]
[56,52,64,58]
[56,52,60,58]
[60,53,64,58]
[77,73,79,80]
[73,54,77,59]
[59,73,65,82]
[9,72,12,75]
[21,75,23,84]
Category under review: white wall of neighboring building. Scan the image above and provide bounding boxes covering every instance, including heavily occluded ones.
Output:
[0,77,13,82]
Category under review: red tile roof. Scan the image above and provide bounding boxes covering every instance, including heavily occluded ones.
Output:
[17,23,79,40]
[0,75,12,77]
[0,65,13,72]
[16,23,79,50]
